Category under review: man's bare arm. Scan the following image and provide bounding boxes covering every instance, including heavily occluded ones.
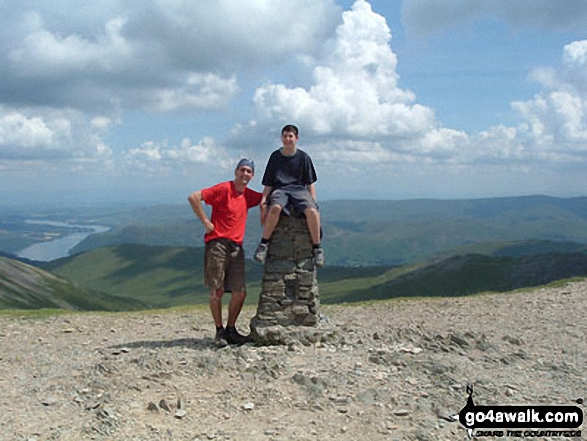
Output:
[188,190,214,233]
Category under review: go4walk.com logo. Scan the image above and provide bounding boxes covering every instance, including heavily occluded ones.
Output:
[453,385,583,438]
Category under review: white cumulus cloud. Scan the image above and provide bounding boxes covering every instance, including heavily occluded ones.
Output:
[510,40,587,154]
[454,40,587,169]
[253,0,436,139]
[0,107,111,162]
[145,73,238,113]
[0,112,61,149]
[125,137,233,174]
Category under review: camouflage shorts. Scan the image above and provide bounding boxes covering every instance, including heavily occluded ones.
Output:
[204,238,245,293]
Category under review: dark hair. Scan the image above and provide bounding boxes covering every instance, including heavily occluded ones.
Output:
[281,125,299,137]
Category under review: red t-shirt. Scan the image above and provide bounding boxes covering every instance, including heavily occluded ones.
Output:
[201,181,262,245]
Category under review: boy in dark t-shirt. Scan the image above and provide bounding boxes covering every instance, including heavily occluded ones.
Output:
[254,125,325,267]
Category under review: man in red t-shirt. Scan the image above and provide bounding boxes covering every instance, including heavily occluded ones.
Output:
[188,159,262,345]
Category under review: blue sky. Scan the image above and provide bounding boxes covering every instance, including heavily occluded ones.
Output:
[1,0,586,206]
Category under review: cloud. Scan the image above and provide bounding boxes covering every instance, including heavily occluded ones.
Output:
[536,40,587,97]
[311,140,419,166]
[124,0,342,69]
[449,39,587,168]
[3,13,238,113]
[509,40,587,154]
[308,127,470,169]
[0,1,341,178]
[447,40,587,169]
[8,15,132,75]
[91,116,116,130]
[253,0,436,140]
[0,107,112,162]
[402,0,587,37]
[470,125,525,163]
[0,1,341,113]
[0,112,61,149]
[0,0,339,172]
[125,137,234,175]
[143,74,238,113]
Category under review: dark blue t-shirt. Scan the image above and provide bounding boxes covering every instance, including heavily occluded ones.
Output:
[262,148,317,189]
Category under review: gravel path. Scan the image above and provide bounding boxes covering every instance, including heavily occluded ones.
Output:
[1,280,585,440]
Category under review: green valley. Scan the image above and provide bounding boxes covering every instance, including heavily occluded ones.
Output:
[40,242,587,309]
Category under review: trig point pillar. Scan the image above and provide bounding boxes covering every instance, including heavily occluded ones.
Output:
[249,216,336,345]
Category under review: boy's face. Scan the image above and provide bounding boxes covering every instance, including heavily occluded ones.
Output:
[234,165,254,186]
[281,130,298,147]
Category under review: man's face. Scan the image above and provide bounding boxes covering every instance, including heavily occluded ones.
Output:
[281,130,298,147]
[235,165,254,186]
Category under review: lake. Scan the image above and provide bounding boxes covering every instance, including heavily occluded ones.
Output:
[16,220,110,262]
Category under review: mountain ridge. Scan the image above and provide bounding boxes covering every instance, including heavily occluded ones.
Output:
[63,195,587,266]
[0,256,148,311]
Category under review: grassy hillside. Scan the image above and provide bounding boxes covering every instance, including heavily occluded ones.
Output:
[44,244,267,307]
[0,256,147,311]
[70,221,206,254]
[428,239,587,260]
[43,243,587,309]
[323,252,587,303]
[66,195,587,266]
[44,244,394,307]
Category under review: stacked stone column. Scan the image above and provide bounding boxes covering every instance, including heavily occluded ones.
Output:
[250,215,336,345]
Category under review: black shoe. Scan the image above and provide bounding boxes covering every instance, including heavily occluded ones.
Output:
[226,327,249,346]
[254,242,268,263]
[313,246,325,267]
[214,327,228,346]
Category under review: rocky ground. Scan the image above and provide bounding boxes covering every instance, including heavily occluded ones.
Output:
[0,280,585,440]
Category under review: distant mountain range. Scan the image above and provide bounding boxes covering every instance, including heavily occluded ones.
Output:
[66,195,587,266]
[320,195,587,265]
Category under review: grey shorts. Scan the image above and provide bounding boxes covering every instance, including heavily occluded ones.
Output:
[268,185,318,216]
[204,238,245,293]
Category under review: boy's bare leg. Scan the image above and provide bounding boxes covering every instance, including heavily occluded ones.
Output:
[304,208,321,245]
[209,288,224,328]
[262,204,283,240]
[227,291,246,327]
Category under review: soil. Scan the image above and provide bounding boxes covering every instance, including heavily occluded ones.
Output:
[1,280,585,440]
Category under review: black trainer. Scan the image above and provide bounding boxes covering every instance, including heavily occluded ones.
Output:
[214,327,227,346]
[313,246,325,267]
[254,242,268,263]
[226,327,249,346]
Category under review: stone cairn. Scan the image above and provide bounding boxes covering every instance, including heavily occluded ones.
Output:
[250,215,337,346]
